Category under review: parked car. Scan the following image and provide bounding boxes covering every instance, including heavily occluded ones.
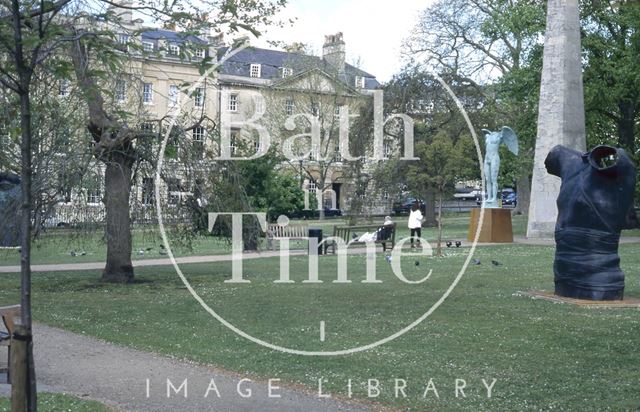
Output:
[475,189,517,207]
[288,207,342,219]
[453,188,481,200]
[392,198,426,215]
[501,188,517,207]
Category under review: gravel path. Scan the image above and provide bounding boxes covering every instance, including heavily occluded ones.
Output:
[1,324,372,412]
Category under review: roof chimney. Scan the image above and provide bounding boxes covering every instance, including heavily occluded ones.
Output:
[323,32,345,74]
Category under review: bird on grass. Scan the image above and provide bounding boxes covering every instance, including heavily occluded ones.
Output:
[446,241,452,248]
[385,255,392,263]
[491,260,502,266]
[455,241,461,248]
[472,258,481,265]
[415,261,420,266]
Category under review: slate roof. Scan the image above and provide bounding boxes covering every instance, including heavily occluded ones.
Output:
[217,46,380,89]
[141,29,207,45]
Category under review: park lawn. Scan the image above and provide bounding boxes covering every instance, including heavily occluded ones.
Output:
[1,243,640,410]
[0,392,115,412]
[0,213,532,267]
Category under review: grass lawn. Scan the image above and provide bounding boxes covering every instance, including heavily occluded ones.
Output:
[1,242,639,410]
[2,213,637,267]
[0,393,114,411]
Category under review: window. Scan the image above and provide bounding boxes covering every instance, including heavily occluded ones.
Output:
[58,80,69,97]
[193,127,206,142]
[334,105,341,116]
[142,177,154,205]
[169,84,179,107]
[118,34,130,52]
[87,181,101,204]
[254,139,261,153]
[143,83,153,104]
[254,98,265,115]
[168,43,180,56]
[382,191,389,200]
[142,41,154,52]
[192,127,205,159]
[228,94,238,112]
[194,87,205,107]
[167,178,181,205]
[195,49,205,59]
[285,99,294,116]
[355,76,365,88]
[307,181,317,194]
[311,103,319,117]
[250,64,261,78]
[115,80,126,102]
[280,67,293,78]
[229,129,239,155]
[334,144,342,162]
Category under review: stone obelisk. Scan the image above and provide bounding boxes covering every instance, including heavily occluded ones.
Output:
[527,0,586,238]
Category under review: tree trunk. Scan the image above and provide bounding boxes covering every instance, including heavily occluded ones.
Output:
[102,153,134,282]
[423,189,438,227]
[617,100,637,160]
[512,172,530,216]
[436,190,443,257]
[19,90,37,412]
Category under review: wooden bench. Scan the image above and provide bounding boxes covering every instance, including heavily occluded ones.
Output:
[0,304,20,383]
[266,223,309,250]
[325,223,396,253]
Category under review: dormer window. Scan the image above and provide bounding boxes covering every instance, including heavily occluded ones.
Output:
[195,49,205,59]
[168,43,180,56]
[355,76,365,88]
[280,67,293,78]
[250,64,261,78]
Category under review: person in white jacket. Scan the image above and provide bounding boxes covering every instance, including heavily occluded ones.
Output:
[408,201,424,248]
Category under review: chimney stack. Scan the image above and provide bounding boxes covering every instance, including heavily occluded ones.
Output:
[323,32,345,74]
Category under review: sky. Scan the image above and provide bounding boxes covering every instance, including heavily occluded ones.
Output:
[253,0,434,83]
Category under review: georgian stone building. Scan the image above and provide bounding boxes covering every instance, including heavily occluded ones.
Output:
[50,8,388,225]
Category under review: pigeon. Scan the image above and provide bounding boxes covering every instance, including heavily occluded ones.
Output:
[70,250,77,257]
[446,241,452,248]
[491,260,502,266]
[455,241,461,248]
[472,258,481,265]
[415,261,420,266]
[146,247,153,251]
[352,233,359,240]
[385,255,392,263]
[138,249,145,255]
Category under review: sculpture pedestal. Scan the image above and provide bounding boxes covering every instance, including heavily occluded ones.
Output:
[467,208,513,243]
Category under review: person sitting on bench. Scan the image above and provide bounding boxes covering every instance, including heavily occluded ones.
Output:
[356,216,395,242]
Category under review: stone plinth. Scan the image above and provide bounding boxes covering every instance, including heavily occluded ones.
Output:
[467,208,513,243]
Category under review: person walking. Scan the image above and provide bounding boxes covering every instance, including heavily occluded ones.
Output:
[408,201,424,248]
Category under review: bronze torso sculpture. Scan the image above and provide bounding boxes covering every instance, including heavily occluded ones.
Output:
[545,145,636,300]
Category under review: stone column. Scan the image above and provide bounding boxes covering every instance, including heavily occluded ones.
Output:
[526,0,586,238]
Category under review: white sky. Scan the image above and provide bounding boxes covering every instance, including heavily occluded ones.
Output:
[254,0,434,83]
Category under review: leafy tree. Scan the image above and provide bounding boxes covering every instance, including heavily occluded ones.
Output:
[582,0,640,160]
[407,131,466,256]
[406,0,546,215]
